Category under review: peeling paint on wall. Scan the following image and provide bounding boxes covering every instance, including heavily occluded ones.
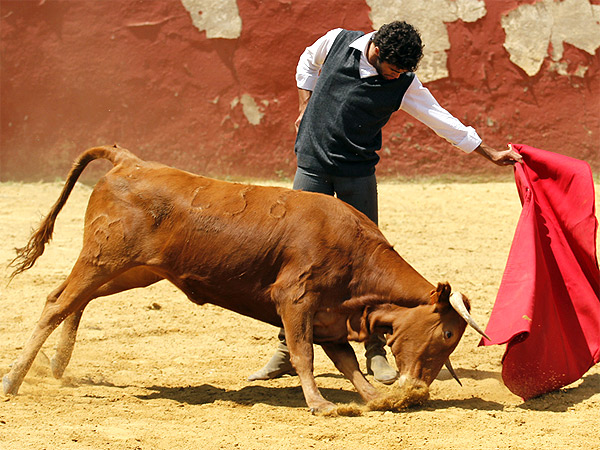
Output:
[231,94,265,126]
[502,0,600,76]
[180,0,242,39]
[367,0,487,82]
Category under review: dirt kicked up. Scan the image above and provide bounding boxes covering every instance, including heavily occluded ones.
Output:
[1,179,598,450]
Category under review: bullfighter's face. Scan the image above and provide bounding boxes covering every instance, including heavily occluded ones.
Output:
[374,57,407,80]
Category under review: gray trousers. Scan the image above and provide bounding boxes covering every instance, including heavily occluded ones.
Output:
[292,166,378,224]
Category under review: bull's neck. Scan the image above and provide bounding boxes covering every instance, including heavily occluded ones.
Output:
[351,244,434,307]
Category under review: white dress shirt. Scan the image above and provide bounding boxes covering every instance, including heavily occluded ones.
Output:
[296,28,482,153]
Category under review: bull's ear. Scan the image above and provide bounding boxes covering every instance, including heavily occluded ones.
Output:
[430,282,452,304]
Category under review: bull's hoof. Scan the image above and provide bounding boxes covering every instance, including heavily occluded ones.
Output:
[50,357,67,379]
[3,374,18,396]
[309,401,337,415]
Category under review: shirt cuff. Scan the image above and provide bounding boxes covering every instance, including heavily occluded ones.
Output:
[296,73,318,91]
[455,128,482,153]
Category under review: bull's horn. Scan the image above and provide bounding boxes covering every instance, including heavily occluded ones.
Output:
[445,360,462,386]
[449,292,490,340]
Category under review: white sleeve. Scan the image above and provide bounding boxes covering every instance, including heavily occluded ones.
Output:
[296,28,344,91]
[400,76,482,153]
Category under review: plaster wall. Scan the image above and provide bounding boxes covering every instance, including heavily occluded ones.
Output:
[1,0,598,180]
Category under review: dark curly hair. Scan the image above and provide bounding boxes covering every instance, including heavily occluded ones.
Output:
[372,21,424,72]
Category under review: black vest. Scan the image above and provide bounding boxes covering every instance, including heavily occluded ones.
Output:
[295,30,415,177]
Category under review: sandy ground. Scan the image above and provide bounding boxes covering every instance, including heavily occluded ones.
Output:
[0,177,598,450]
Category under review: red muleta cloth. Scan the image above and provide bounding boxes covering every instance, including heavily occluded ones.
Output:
[480,144,600,400]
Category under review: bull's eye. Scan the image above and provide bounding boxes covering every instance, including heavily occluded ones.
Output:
[443,330,453,339]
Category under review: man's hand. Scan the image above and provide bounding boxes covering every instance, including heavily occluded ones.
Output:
[475,143,523,166]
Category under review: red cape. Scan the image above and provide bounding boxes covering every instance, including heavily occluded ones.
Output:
[480,144,600,400]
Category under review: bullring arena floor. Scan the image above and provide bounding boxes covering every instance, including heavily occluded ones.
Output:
[1,179,598,449]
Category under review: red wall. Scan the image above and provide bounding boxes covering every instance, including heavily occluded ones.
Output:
[1,0,598,181]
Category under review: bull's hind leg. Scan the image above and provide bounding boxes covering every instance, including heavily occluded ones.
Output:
[51,308,84,379]
[28,279,87,380]
[2,258,137,395]
[50,267,163,379]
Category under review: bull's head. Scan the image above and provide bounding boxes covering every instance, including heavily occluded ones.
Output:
[370,283,488,387]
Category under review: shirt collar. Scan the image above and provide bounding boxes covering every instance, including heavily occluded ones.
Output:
[349,31,374,53]
[349,31,378,78]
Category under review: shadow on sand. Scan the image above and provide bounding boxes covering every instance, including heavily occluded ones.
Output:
[62,366,597,413]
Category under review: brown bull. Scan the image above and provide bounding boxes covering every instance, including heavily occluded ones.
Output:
[4,145,487,413]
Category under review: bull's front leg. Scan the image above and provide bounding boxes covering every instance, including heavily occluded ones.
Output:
[280,313,336,414]
[320,342,380,403]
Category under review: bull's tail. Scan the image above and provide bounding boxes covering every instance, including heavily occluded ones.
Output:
[9,144,137,280]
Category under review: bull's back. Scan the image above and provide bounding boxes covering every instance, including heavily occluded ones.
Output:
[85,160,384,323]
[95,159,379,258]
